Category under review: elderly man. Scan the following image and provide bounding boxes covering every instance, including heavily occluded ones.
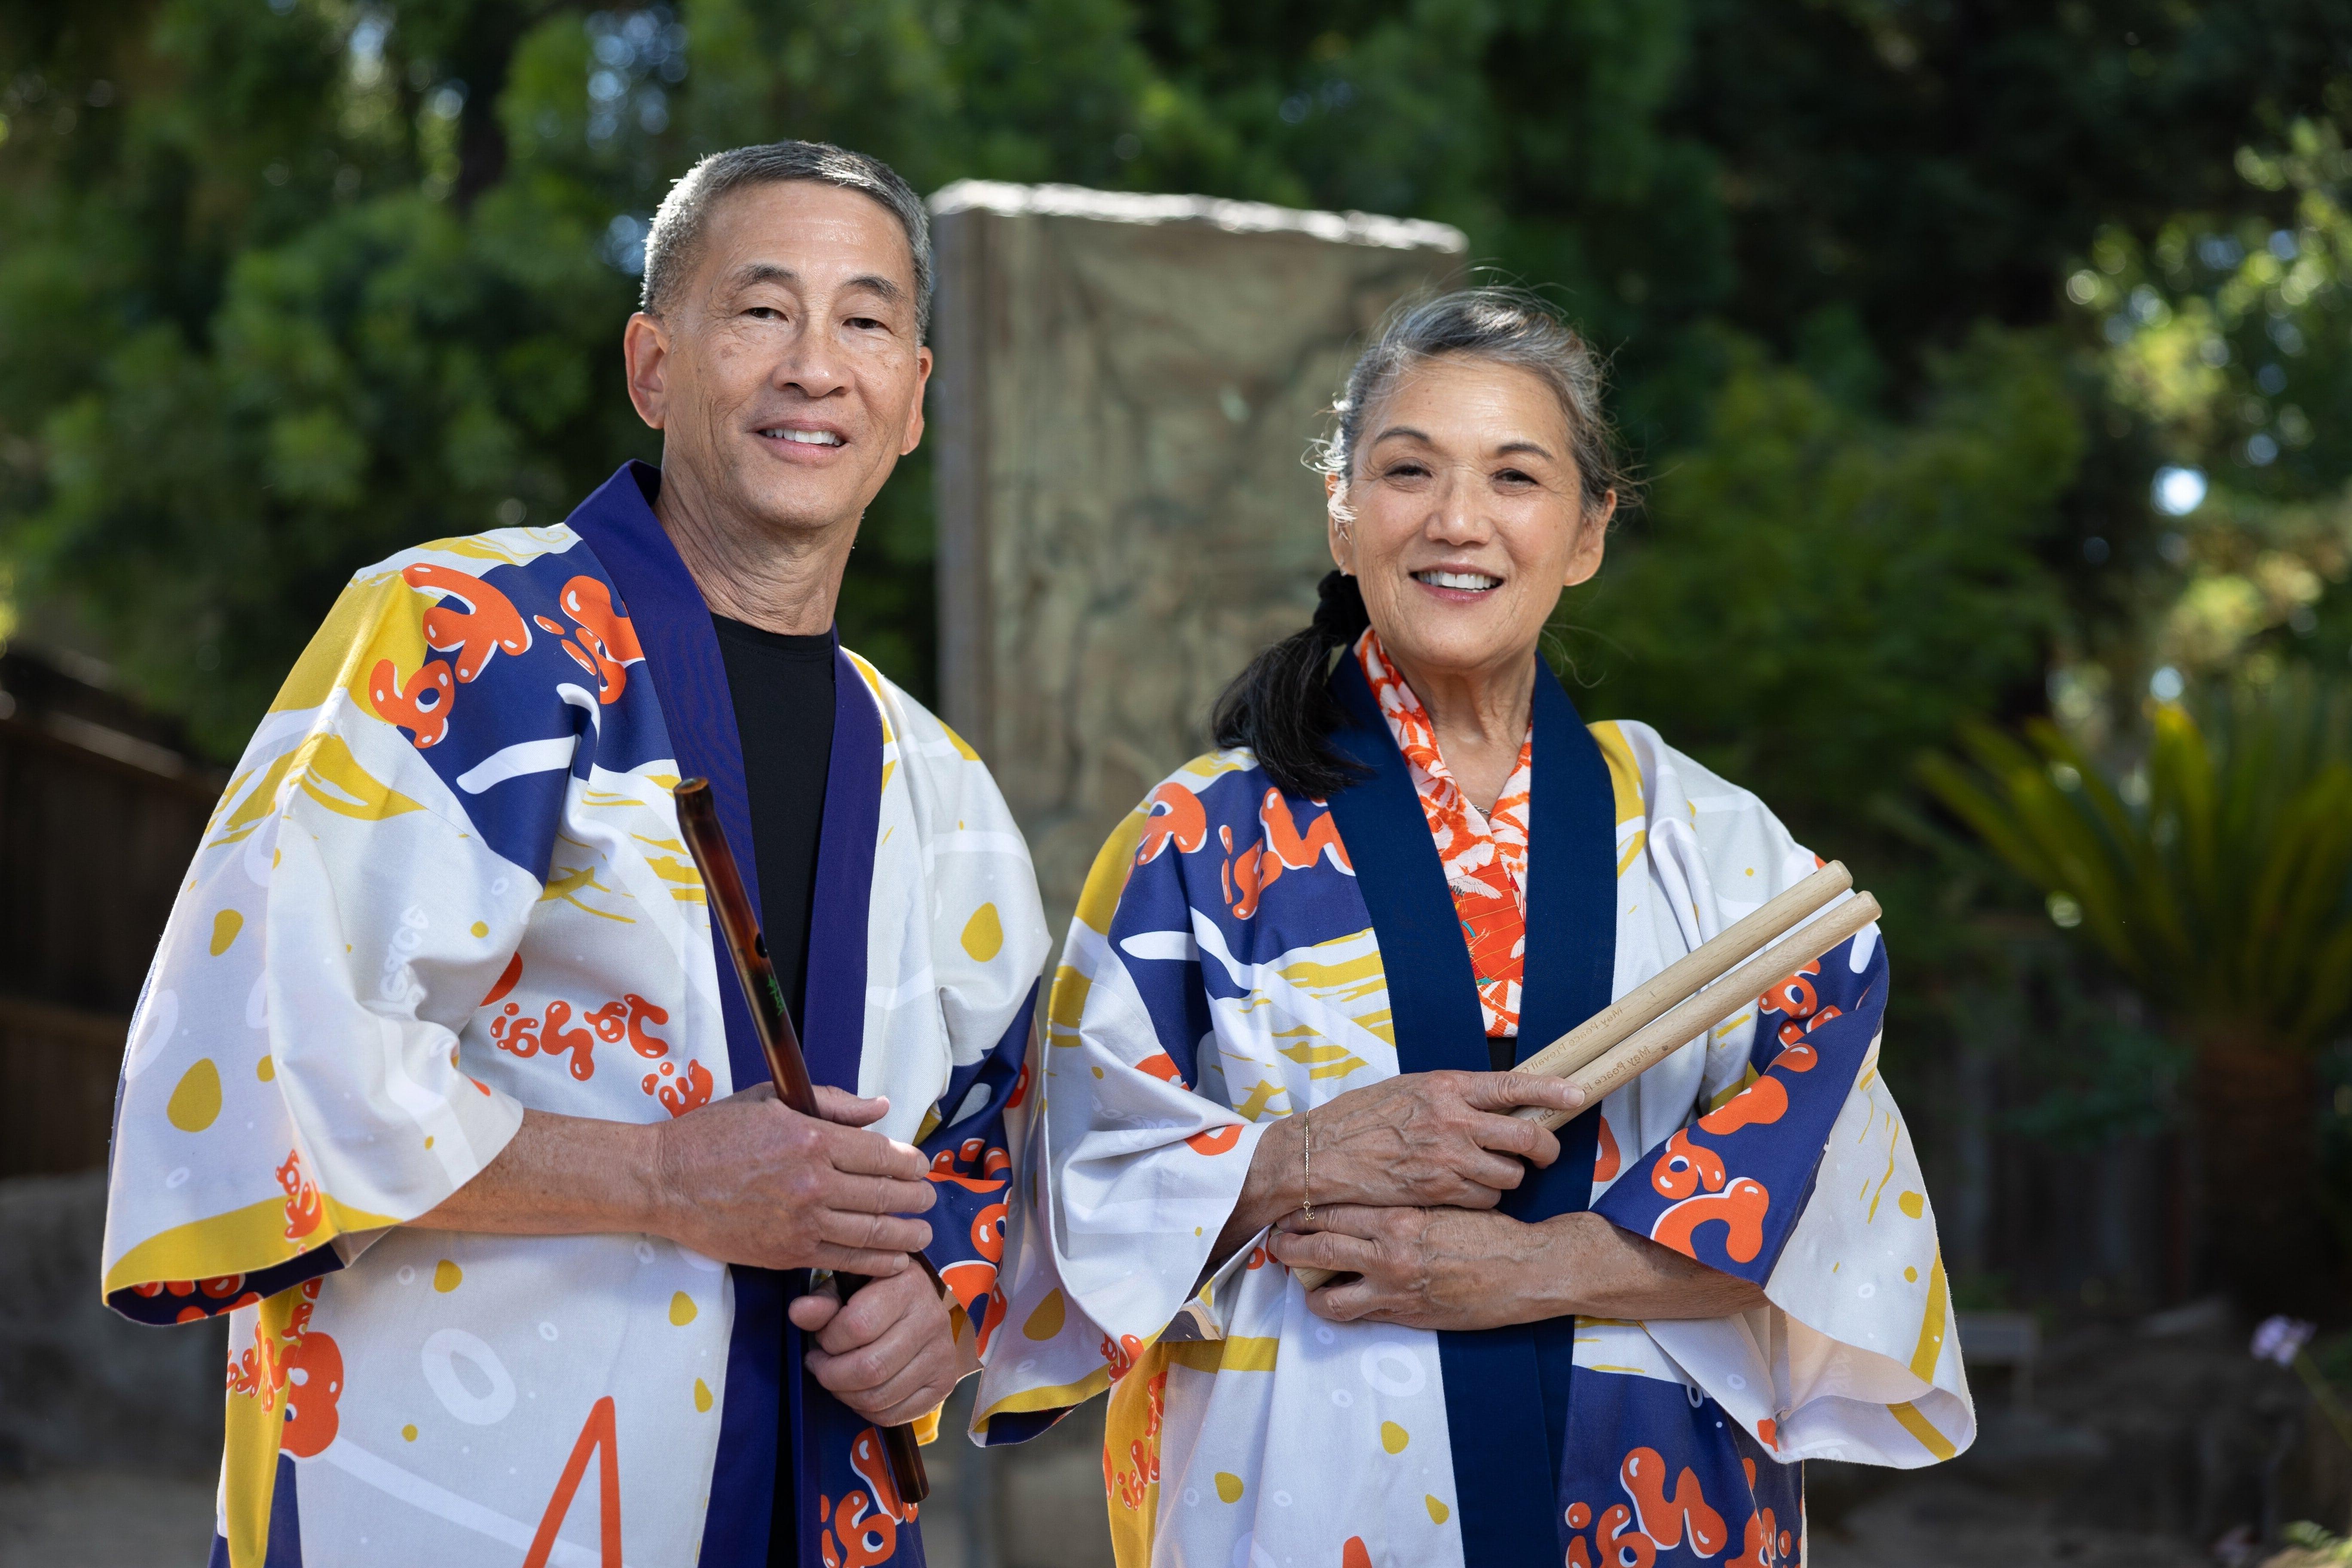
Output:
[101,141,1045,1568]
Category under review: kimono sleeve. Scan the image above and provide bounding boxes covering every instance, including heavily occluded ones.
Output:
[1587,726,1973,1467]
[972,795,1272,1441]
[101,570,530,1323]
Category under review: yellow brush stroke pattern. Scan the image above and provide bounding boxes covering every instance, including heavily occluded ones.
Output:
[1909,1250,1949,1381]
[1889,1400,1957,1461]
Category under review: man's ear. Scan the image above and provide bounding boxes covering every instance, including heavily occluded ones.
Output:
[900,345,934,456]
[623,312,670,431]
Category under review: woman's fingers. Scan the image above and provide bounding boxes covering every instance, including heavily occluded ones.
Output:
[1461,1071,1585,1120]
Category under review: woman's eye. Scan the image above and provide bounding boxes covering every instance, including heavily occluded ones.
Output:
[745,306,783,321]
[1384,462,1431,481]
[1494,469,1537,487]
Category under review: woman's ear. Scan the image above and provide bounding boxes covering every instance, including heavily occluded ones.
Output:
[1562,490,1615,587]
[1326,472,1355,573]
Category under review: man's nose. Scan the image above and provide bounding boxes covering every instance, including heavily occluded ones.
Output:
[775,319,849,398]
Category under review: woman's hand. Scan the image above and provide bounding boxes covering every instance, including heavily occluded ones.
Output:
[1212,1070,1583,1261]
[1265,1204,1557,1330]
[1265,1207,1769,1330]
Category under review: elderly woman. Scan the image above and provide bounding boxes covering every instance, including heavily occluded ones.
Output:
[971,290,1972,1568]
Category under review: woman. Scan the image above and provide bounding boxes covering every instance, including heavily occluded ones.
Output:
[971,290,1971,1568]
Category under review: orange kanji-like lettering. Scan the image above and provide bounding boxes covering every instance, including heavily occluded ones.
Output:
[1620,1446,1728,1555]
[1651,1177,1771,1264]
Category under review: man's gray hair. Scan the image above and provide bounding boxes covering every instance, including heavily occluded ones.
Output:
[639,140,933,338]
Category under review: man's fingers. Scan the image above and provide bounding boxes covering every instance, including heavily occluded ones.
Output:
[808,1243,917,1278]
[1462,1072,1586,1117]
[815,1210,933,1257]
[824,1171,939,1218]
[812,1085,891,1128]
[822,1124,933,1184]
[787,1291,843,1334]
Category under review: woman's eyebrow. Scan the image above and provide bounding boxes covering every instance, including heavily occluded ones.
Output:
[1495,439,1557,460]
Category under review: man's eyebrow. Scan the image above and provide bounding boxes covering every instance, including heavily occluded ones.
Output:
[722,262,905,306]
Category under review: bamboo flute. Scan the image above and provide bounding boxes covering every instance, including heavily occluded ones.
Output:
[1288,868,1881,1292]
[673,778,931,1507]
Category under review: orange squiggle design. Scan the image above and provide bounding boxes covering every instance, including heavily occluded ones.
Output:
[1593,1116,1621,1183]
[1229,791,1352,919]
[1620,1446,1728,1555]
[556,577,644,705]
[370,658,456,747]
[277,1151,325,1242]
[1698,1075,1789,1135]
[402,564,530,683]
[1652,1127,1727,1200]
[1136,782,1208,864]
[1103,1369,1165,1512]
[1651,1177,1771,1264]
[1596,1502,1657,1568]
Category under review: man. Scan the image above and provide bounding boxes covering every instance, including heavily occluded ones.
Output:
[101,141,1046,1568]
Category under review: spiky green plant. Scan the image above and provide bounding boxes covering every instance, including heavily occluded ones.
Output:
[1919,672,2352,1309]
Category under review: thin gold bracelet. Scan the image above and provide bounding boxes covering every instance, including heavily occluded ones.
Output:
[1301,1107,1313,1221]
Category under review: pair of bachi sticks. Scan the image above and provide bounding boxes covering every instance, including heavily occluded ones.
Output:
[1290,863,1880,1292]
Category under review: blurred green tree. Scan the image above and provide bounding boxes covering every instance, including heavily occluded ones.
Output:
[1920,676,2352,1310]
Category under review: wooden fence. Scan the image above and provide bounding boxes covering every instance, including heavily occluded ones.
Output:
[0,649,217,1178]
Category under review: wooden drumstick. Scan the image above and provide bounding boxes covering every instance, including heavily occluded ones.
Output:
[674,778,932,1506]
[1287,876,1881,1292]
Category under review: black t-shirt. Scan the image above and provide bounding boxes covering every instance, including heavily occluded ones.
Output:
[709,613,833,1564]
[712,616,836,1029]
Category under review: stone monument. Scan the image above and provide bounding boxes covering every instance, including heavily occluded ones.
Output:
[928,181,1466,928]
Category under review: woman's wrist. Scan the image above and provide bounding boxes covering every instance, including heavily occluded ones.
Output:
[1213,1114,1303,1259]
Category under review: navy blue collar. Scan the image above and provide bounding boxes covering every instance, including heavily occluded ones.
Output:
[1322,642,1617,1566]
[560,460,883,1567]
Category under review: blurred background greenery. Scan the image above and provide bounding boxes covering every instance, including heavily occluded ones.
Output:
[3,0,2350,1314]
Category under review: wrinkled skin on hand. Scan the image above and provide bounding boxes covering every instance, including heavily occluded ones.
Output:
[790,1266,961,1427]
[653,1083,934,1276]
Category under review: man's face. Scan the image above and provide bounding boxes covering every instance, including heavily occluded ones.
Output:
[624,181,931,537]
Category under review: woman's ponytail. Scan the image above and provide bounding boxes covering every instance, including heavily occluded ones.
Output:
[1210,570,1369,799]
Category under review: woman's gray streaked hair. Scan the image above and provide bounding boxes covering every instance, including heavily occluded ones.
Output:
[639,140,933,338]
[1314,287,1627,519]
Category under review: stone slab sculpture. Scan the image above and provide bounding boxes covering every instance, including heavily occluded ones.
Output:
[929,181,1466,930]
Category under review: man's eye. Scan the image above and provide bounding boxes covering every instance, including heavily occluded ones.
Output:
[744,306,783,321]
[845,315,885,331]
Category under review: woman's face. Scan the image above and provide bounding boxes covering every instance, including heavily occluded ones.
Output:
[1329,355,1611,688]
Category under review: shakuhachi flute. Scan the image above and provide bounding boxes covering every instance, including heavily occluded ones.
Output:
[673,778,931,1507]
[1290,864,1882,1292]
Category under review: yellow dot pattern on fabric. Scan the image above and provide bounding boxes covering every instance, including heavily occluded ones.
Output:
[1214,1473,1243,1504]
[1024,1289,1066,1340]
[433,1260,462,1292]
[401,1424,418,1442]
[210,910,244,956]
[1905,1266,1919,1282]
[670,1292,698,1326]
[1091,1066,1105,1078]
[470,921,489,938]
[695,1378,714,1412]
[962,903,1004,962]
[167,1060,221,1132]
[256,1056,275,1082]
[1898,1190,1925,1219]
[1381,1421,1409,1454]
[1426,1496,1450,1523]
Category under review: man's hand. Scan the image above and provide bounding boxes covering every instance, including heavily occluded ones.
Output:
[1265,1207,1768,1330]
[789,1266,960,1427]
[1213,1070,1585,1260]
[650,1084,935,1275]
